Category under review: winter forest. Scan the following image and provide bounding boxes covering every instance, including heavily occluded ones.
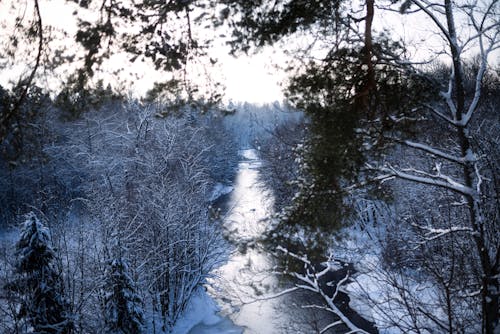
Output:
[0,0,499,333]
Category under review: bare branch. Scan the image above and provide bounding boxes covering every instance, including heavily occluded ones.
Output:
[368,163,476,197]
[277,247,371,334]
[411,223,476,242]
[410,0,452,43]
[395,138,468,164]
[422,104,458,125]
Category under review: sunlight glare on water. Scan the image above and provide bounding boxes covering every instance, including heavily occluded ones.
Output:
[205,149,295,333]
[202,149,335,334]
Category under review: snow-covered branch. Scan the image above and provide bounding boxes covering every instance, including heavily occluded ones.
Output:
[398,138,469,164]
[367,163,476,197]
[423,104,458,125]
[461,29,500,126]
[441,68,458,120]
[277,246,370,334]
[411,223,476,242]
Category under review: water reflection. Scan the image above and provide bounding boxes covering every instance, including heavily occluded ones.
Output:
[208,149,281,333]
[206,149,335,334]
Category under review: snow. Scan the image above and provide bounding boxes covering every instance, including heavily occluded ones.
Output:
[330,202,444,334]
[331,222,400,332]
[0,227,18,243]
[209,183,234,201]
[172,288,242,334]
[239,149,259,161]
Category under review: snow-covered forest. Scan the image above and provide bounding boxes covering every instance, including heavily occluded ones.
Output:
[0,96,240,332]
[0,0,499,333]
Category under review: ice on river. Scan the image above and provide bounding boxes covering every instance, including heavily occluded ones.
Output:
[239,148,259,161]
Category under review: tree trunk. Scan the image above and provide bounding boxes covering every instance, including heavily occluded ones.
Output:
[444,1,499,332]
[355,0,376,115]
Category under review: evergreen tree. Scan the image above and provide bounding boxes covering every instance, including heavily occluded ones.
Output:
[8,213,72,334]
[217,2,427,230]
[103,256,144,334]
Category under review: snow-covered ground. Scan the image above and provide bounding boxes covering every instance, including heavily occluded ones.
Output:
[209,183,234,202]
[172,288,242,334]
[330,203,442,334]
[0,227,17,244]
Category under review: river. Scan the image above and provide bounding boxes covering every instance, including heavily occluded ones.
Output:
[189,149,376,334]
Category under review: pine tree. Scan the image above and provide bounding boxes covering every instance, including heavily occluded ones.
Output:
[8,213,72,333]
[104,256,144,334]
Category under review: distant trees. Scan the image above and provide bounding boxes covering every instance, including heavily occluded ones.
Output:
[54,101,235,332]
[256,113,307,210]
[65,101,229,330]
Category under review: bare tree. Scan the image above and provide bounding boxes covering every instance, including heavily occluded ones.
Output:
[367,1,500,331]
[47,100,231,331]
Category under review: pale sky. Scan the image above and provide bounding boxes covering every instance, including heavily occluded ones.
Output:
[0,0,286,104]
[127,47,286,104]
[218,53,285,104]
[116,3,500,103]
[0,1,496,104]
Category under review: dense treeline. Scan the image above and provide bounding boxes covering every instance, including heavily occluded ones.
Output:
[0,93,239,333]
